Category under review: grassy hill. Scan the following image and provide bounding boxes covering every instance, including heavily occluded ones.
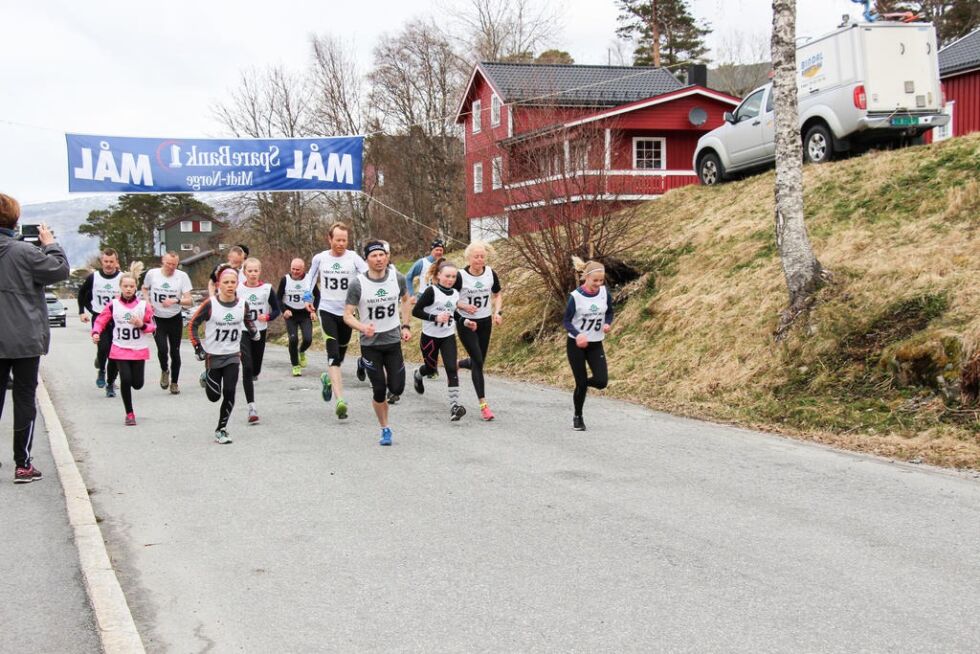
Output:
[481,133,980,469]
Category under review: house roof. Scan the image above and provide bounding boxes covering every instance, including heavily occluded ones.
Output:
[455,62,685,121]
[939,28,980,77]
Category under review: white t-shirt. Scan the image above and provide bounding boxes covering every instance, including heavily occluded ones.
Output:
[308,249,368,316]
[143,268,192,318]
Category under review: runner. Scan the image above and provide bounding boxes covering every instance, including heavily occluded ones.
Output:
[238,257,280,424]
[278,258,317,377]
[453,241,503,421]
[343,240,412,445]
[411,258,466,421]
[92,263,155,426]
[306,222,367,420]
[78,248,122,396]
[405,238,445,299]
[207,244,247,295]
[141,251,193,394]
[188,265,259,444]
[564,260,613,431]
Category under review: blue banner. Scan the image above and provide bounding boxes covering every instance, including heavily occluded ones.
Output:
[66,133,363,193]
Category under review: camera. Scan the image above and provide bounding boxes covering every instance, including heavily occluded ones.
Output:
[19,224,52,246]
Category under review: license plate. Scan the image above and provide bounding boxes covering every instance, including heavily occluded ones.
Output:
[891,116,919,126]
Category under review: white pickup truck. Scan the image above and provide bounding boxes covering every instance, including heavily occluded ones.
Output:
[694,20,950,185]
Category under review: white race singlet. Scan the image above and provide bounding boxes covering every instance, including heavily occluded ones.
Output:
[568,286,608,343]
[92,271,121,314]
[111,299,149,351]
[204,297,247,355]
[313,250,367,316]
[357,273,401,335]
[143,268,192,318]
[240,282,273,332]
[281,275,307,311]
[457,266,495,320]
[421,287,459,339]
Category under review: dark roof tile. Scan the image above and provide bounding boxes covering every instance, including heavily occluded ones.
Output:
[939,28,980,76]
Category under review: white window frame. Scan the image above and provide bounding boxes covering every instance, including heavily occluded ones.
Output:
[491,94,501,127]
[180,220,193,232]
[472,99,482,134]
[632,137,667,170]
[199,220,212,233]
[934,101,955,142]
[491,156,502,189]
[473,161,484,193]
[180,243,194,251]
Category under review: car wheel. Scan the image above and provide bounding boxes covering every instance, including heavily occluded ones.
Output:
[698,153,724,186]
[803,124,833,163]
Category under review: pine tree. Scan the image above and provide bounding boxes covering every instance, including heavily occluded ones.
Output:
[615,0,711,67]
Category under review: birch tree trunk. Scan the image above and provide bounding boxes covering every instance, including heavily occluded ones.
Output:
[771,0,824,338]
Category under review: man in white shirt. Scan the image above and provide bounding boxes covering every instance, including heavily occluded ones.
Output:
[142,251,193,394]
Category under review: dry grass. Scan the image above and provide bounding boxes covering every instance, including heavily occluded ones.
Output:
[478,133,980,469]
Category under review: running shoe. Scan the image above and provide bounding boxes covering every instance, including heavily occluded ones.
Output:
[413,369,425,394]
[335,398,348,420]
[298,351,308,368]
[356,358,366,382]
[427,371,440,381]
[480,404,495,421]
[14,465,42,483]
[573,416,586,431]
[292,365,302,377]
[199,371,207,389]
[450,404,466,421]
[214,429,232,445]
[159,370,170,389]
[387,392,400,405]
[169,383,180,395]
[379,427,392,446]
[248,407,259,424]
[125,413,136,426]
[320,372,333,402]
[105,384,116,398]
[96,370,106,389]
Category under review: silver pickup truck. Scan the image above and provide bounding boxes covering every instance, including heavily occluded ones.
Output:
[694,21,950,185]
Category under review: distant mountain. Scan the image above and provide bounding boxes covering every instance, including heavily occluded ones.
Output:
[20,195,114,269]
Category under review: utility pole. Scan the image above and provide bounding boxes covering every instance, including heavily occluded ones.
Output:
[650,0,662,67]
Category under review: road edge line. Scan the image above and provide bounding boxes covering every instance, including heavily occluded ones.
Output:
[37,377,146,654]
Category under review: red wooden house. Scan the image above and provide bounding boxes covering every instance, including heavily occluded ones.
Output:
[455,62,739,239]
[928,28,980,143]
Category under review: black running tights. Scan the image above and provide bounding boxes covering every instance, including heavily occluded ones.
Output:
[115,359,145,414]
[205,363,239,430]
[566,339,608,416]
[153,314,183,383]
[94,331,118,385]
[0,356,40,468]
[285,310,313,366]
[457,316,492,398]
[241,331,267,403]
[419,334,459,387]
[360,343,406,403]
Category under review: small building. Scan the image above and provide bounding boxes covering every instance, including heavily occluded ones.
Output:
[454,62,740,239]
[156,213,227,260]
[930,28,980,142]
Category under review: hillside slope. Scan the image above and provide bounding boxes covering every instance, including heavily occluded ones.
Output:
[485,133,980,468]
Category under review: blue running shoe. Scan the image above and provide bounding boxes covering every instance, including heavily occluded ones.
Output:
[96,370,106,389]
[379,427,392,446]
[320,372,333,402]
[105,383,116,398]
[356,358,366,382]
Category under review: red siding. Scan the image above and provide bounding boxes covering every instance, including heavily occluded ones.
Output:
[945,69,980,137]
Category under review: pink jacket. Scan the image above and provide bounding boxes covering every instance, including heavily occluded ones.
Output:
[94,295,156,361]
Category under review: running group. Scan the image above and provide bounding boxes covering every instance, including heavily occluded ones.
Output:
[77,222,613,445]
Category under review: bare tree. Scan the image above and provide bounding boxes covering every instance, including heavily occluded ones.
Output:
[309,34,376,247]
[212,66,325,260]
[711,29,771,98]
[368,20,467,249]
[441,0,562,62]
[771,0,825,339]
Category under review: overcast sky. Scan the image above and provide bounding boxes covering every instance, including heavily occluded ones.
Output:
[1,0,858,205]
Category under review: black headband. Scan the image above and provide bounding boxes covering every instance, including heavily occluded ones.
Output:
[364,242,386,258]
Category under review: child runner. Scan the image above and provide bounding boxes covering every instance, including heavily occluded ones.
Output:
[188,265,259,444]
[239,257,280,424]
[343,240,412,445]
[278,258,317,377]
[564,260,613,431]
[92,262,155,426]
[78,248,122,395]
[411,258,466,421]
[142,251,193,394]
[306,222,367,420]
[453,241,503,421]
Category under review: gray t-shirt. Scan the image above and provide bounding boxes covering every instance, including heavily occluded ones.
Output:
[346,267,408,347]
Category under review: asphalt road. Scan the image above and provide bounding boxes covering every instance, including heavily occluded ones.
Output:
[40,321,980,653]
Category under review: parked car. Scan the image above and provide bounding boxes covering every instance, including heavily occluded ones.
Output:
[694,20,949,185]
[46,292,67,328]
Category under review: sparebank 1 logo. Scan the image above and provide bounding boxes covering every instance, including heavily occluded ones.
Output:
[248,294,258,303]
[332,263,342,271]
[223,313,236,322]
[74,141,154,187]
[590,304,599,312]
